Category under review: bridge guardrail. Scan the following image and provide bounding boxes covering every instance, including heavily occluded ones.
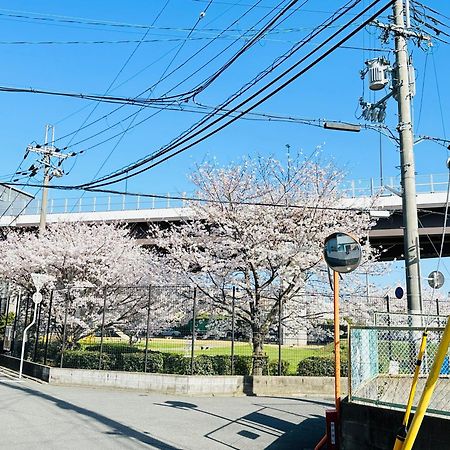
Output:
[1,173,448,216]
[341,173,449,198]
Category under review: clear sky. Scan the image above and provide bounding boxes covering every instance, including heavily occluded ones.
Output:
[0,0,449,299]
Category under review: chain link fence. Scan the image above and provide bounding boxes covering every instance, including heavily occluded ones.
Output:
[1,285,343,376]
[6,285,447,378]
[349,325,450,417]
[373,312,449,328]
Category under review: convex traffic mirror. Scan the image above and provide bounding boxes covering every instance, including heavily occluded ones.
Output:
[323,232,362,273]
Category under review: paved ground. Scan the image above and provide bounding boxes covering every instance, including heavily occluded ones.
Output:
[0,369,330,450]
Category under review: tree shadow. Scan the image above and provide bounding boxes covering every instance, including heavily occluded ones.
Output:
[3,382,181,450]
[156,398,326,450]
[264,415,325,449]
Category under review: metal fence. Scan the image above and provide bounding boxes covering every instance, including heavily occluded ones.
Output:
[349,325,450,417]
[374,311,449,328]
[340,173,450,198]
[0,285,338,376]
[1,173,448,218]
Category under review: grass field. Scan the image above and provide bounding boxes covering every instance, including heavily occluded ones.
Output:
[80,336,335,374]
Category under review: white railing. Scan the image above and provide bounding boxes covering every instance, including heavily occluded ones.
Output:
[0,192,190,216]
[341,173,450,198]
[0,173,448,216]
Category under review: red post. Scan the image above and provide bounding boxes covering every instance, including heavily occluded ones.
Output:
[326,409,339,449]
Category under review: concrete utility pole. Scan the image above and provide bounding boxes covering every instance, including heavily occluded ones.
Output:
[39,125,53,235]
[27,125,72,235]
[393,0,422,315]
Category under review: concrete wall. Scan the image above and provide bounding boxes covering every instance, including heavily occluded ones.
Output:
[0,355,50,382]
[48,369,347,397]
[340,400,450,450]
[252,376,348,397]
[0,356,348,397]
[49,368,246,396]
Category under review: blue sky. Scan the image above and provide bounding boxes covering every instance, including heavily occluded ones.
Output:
[0,0,450,296]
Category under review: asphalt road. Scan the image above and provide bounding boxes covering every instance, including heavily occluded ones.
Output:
[0,370,330,450]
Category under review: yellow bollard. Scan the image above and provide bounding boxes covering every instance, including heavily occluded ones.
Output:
[392,331,427,450]
[401,316,450,450]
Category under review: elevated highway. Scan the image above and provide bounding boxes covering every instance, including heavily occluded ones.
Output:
[1,173,449,260]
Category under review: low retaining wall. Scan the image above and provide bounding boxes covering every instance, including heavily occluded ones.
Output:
[48,369,344,396]
[252,375,348,397]
[0,355,50,382]
[49,368,246,395]
[340,400,450,450]
[0,356,346,396]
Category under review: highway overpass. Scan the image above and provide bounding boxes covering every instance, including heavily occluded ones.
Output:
[1,173,449,260]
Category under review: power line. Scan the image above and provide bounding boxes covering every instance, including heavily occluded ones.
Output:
[82,0,391,190]
[67,0,363,185]
[78,0,215,185]
[61,0,172,176]
[47,0,270,147]
[38,0,308,167]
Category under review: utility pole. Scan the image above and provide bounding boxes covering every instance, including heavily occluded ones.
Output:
[40,125,53,235]
[393,0,422,315]
[358,1,426,315]
[27,125,73,235]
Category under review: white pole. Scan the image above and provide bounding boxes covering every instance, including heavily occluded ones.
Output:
[19,301,38,379]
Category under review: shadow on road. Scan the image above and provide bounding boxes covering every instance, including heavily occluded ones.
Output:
[264,415,325,449]
[3,382,180,450]
[156,397,326,450]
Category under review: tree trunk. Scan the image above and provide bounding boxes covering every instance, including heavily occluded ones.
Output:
[252,330,265,376]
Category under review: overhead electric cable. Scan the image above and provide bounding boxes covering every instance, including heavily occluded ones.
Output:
[48,0,268,147]
[82,0,215,183]
[61,0,172,178]
[61,0,362,168]
[63,0,171,145]
[82,0,390,189]
[42,0,307,166]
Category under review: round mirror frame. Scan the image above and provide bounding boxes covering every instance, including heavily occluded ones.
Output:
[323,232,362,273]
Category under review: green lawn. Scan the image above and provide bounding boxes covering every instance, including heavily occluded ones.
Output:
[80,336,335,374]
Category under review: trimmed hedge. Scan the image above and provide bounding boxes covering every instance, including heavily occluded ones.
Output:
[120,352,165,373]
[63,350,112,370]
[267,359,290,376]
[163,354,191,375]
[84,343,141,354]
[296,356,348,377]
[61,350,292,376]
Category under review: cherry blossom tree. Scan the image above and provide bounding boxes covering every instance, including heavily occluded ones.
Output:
[154,155,380,374]
[0,222,175,345]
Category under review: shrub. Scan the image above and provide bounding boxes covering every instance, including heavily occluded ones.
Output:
[296,356,348,377]
[163,354,191,375]
[59,350,297,376]
[233,355,252,375]
[193,354,215,375]
[211,355,232,375]
[34,341,62,364]
[84,343,141,354]
[119,352,164,373]
[267,359,290,376]
[144,352,164,373]
[63,350,111,370]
